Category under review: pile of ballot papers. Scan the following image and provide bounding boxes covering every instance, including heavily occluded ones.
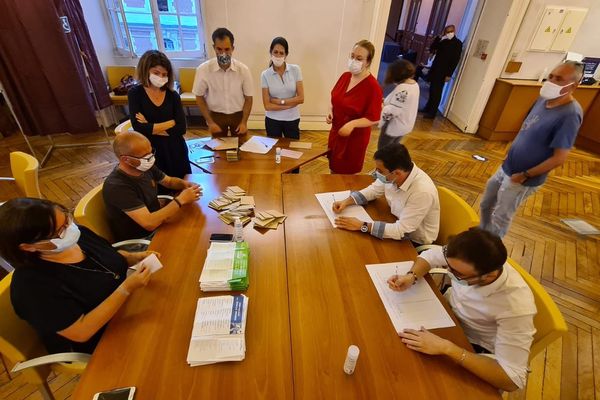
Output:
[199,241,249,292]
[208,187,256,226]
[226,149,239,161]
[186,295,248,366]
[208,186,247,211]
[253,209,287,229]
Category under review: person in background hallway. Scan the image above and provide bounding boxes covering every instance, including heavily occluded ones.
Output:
[193,28,253,137]
[0,198,154,354]
[387,228,536,392]
[326,40,382,174]
[261,36,304,139]
[378,59,419,150]
[103,132,201,242]
[479,61,584,238]
[420,25,462,119]
[128,50,190,179]
[332,143,439,245]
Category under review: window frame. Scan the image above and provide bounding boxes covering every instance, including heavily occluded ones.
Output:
[103,0,207,60]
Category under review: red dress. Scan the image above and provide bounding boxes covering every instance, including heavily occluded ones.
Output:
[328,72,382,174]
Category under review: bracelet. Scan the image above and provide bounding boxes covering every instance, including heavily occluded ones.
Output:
[173,197,182,208]
[117,286,130,297]
[458,349,467,365]
[406,271,418,285]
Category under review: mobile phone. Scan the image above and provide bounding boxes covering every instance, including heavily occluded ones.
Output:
[210,233,234,242]
[92,387,136,400]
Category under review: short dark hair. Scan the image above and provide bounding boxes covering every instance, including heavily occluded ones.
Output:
[0,198,67,267]
[446,227,507,275]
[385,59,416,84]
[212,27,234,45]
[374,143,413,172]
[136,50,174,91]
[270,36,289,55]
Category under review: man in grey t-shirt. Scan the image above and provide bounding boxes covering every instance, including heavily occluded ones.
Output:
[480,61,584,238]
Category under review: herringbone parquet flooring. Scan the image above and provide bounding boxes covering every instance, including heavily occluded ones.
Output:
[0,114,599,399]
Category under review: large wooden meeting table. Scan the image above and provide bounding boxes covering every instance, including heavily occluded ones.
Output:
[72,173,500,399]
[189,136,327,174]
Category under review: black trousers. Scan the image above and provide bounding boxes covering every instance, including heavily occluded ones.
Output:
[265,117,300,139]
[423,76,445,116]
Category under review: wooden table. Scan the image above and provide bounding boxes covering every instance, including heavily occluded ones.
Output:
[282,174,501,399]
[72,174,293,399]
[190,137,327,174]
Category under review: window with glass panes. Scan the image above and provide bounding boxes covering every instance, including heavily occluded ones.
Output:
[104,0,206,58]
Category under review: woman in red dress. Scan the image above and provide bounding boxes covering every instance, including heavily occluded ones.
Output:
[326,40,382,174]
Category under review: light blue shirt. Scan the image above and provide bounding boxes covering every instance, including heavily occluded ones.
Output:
[260,63,302,121]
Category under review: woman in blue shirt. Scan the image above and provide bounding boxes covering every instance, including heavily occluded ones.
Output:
[260,37,304,138]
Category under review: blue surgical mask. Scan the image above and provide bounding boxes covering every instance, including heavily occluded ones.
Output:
[448,270,470,286]
[217,53,231,65]
[371,170,392,184]
[40,223,81,254]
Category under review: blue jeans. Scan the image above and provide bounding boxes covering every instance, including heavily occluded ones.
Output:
[479,168,538,238]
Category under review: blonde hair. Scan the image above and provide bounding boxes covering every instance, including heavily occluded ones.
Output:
[354,40,376,67]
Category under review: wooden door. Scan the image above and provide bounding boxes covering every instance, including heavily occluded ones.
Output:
[386,0,405,42]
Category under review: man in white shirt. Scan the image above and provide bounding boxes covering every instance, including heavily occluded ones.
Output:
[388,228,536,392]
[332,143,439,245]
[192,28,253,137]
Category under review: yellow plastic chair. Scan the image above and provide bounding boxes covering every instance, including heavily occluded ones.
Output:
[114,120,133,135]
[416,186,479,252]
[507,258,568,361]
[178,67,197,107]
[0,152,42,198]
[0,273,89,400]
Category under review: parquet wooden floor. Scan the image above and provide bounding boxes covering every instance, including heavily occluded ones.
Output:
[0,114,598,399]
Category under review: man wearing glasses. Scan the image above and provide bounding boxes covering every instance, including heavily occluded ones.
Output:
[103,132,202,242]
[387,228,536,392]
[479,61,584,238]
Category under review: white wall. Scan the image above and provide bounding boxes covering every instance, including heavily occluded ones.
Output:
[500,0,600,80]
[81,0,389,130]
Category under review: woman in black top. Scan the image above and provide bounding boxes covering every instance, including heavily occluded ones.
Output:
[128,50,191,178]
[0,198,154,354]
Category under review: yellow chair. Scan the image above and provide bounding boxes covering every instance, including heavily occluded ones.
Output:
[0,152,42,198]
[74,184,155,248]
[114,120,133,135]
[178,67,197,107]
[0,273,89,400]
[416,186,480,253]
[507,258,568,361]
[107,66,136,106]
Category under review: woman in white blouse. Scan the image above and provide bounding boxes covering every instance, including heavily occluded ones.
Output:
[260,37,304,138]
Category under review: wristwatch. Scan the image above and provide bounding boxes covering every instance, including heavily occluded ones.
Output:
[360,222,369,233]
[280,99,286,105]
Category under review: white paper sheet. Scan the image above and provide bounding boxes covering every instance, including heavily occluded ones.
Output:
[280,149,303,159]
[239,136,278,154]
[366,262,455,332]
[132,253,163,274]
[315,191,373,228]
[289,141,312,149]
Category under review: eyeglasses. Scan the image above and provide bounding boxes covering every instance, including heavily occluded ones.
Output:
[442,245,479,282]
[126,149,155,162]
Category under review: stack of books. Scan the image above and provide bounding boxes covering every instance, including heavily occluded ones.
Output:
[226,149,239,161]
[253,210,287,229]
[199,242,249,292]
[186,295,248,366]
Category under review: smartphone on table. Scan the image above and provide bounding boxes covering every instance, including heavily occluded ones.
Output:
[210,233,234,242]
[92,387,136,400]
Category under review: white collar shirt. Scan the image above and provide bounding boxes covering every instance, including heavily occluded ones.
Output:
[192,58,254,114]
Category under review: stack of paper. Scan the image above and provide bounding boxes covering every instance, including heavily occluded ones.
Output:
[239,136,278,154]
[280,149,303,159]
[253,209,287,229]
[199,242,249,292]
[208,186,247,211]
[186,295,248,366]
[226,149,239,161]
[204,137,239,151]
[218,205,253,226]
[366,262,455,332]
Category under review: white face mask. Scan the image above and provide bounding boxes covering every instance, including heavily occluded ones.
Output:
[443,32,455,40]
[348,58,364,75]
[539,80,573,100]
[149,73,168,88]
[271,55,285,68]
[40,223,81,254]
[135,154,155,172]
[447,270,470,286]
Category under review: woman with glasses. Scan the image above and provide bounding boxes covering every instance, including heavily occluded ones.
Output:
[128,50,191,179]
[0,198,155,354]
[387,228,536,392]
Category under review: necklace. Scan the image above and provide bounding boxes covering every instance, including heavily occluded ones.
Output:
[66,253,121,280]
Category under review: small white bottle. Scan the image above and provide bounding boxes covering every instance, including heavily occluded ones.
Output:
[275,147,281,164]
[233,217,244,242]
[343,345,360,375]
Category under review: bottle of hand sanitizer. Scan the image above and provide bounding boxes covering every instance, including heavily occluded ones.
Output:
[233,217,243,242]
[275,147,281,164]
[343,345,360,374]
